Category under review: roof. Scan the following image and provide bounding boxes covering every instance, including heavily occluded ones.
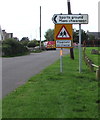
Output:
[87,32,100,39]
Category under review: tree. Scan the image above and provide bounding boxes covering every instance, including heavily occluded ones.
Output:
[27,40,39,48]
[20,37,30,46]
[88,34,95,41]
[73,29,88,44]
[73,29,79,43]
[81,30,88,43]
[44,29,54,41]
[21,37,29,41]
[2,38,29,56]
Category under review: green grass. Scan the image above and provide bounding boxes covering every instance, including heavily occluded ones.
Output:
[85,47,100,66]
[2,48,99,118]
[0,100,2,119]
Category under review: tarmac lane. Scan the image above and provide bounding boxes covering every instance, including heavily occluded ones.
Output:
[2,49,70,97]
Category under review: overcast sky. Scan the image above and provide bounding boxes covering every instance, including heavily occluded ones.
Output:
[0,0,99,40]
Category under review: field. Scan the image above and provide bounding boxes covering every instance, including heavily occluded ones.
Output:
[2,47,99,119]
[85,47,100,66]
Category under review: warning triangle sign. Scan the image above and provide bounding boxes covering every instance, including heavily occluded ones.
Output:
[56,25,71,40]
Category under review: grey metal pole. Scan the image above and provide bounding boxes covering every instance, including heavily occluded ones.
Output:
[79,24,82,73]
[40,6,41,49]
[60,48,63,72]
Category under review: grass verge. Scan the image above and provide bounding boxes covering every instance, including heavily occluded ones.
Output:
[85,47,100,66]
[2,48,99,118]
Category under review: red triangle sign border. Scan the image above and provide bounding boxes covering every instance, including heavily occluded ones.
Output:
[56,25,71,40]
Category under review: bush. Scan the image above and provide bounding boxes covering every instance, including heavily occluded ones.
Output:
[2,44,12,56]
[28,40,39,48]
[20,37,30,46]
[2,38,29,57]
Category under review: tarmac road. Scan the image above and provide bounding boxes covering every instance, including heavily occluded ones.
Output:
[2,49,70,97]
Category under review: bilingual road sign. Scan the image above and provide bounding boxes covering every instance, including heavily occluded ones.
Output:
[52,14,88,24]
[54,24,73,48]
[56,40,71,48]
[54,24,73,40]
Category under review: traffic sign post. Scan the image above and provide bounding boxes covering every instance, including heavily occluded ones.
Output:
[54,24,73,72]
[52,13,88,73]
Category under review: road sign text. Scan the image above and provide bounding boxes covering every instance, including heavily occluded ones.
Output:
[52,14,88,24]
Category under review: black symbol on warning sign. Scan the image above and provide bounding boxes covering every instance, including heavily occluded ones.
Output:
[59,30,67,37]
[56,25,71,39]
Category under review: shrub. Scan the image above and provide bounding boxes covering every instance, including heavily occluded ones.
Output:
[28,40,39,48]
[2,38,29,56]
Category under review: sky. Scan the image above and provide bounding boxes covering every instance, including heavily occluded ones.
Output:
[0,0,99,40]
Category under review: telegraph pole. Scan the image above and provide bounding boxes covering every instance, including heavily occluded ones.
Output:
[40,6,41,49]
[67,0,74,60]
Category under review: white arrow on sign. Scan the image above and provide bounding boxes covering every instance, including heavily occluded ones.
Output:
[52,14,88,24]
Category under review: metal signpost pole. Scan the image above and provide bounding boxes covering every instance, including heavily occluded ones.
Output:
[79,24,82,73]
[60,48,63,72]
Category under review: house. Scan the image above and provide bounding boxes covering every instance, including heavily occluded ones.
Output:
[13,37,19,41]
[0,27,20,41]
[0,26,3,41]
[2,30,13,40]
[87,32,100,39]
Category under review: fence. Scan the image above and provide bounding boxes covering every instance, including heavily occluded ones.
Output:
[83,47,100,80]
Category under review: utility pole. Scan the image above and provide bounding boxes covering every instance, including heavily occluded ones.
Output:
[40,6,41,49]
[67,0,74,60]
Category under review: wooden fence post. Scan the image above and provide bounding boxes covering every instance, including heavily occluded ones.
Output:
[96,66,100,80]
[83,47,86,59]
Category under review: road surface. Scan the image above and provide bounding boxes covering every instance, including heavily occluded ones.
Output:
[2,49,70,97]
